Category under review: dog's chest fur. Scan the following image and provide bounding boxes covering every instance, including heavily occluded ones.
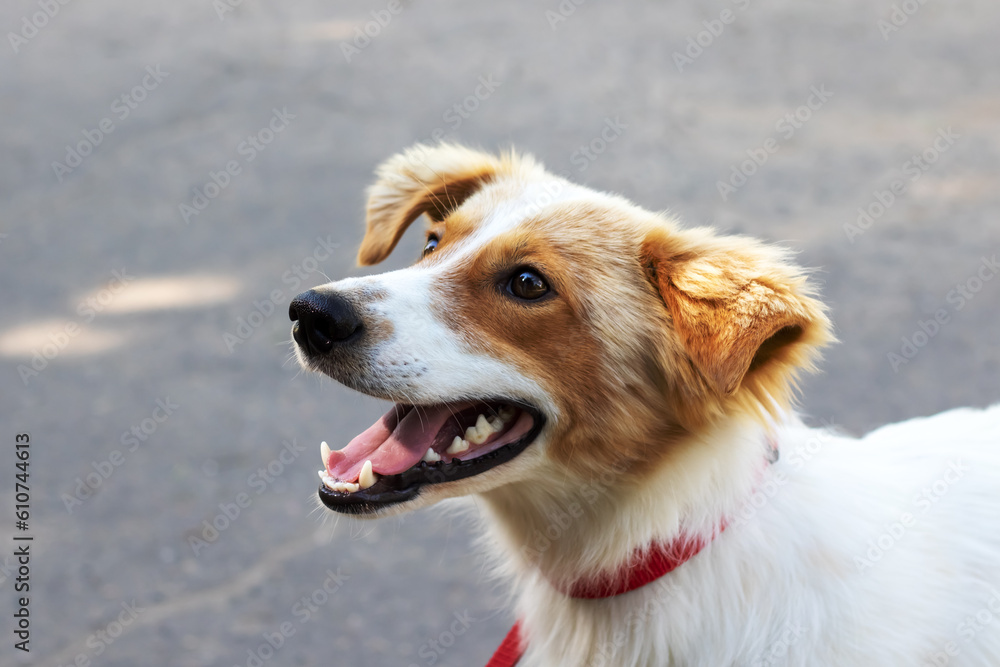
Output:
[491,407,1000,667]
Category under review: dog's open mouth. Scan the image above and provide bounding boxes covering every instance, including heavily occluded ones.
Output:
[317,399,544,514]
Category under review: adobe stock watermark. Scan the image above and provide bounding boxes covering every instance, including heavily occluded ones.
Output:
[877,0,931,41]
[519,460,630,564]
[731,420,837,529]
[511,116,626,222]
[397,72,504,157]
[7,0,74,55]
[364,72,504,216]
[440,74,502,132]
[339,0,409,63]
[570,117,628,172]
[61,397,179,513]
[749,621,807,667]
[179,107,295,224]
[51,65,170,183]
[223,236,340,353]
[844,127,960,243]
[855,459,968,573]
[513,113,627,220]
[672,0,753,73]
[234,568,350,667]
[545,0,587,30]
[514,177,571,221]
[54,599,145,667]
[717,85,834,201]
[887,254,999,372]
[0,556,16,590]
[589,577,681,666]
[926,587,1000,666]
[188,439,306,556]
[213,0,246,20]
[406,610,478,667]
[17,268,135,385]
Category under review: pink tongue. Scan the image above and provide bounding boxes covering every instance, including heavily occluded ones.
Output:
[326,405,459,482]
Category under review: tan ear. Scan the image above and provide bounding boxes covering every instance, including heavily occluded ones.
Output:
[641,227,832,398]
[359,143,502,265]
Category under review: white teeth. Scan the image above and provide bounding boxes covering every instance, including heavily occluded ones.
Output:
[447,436,470,455]
[465,414,487,444]
[319,470,360,493]
[359,460,377,489]
[422,447,442,463]
[458,409,515,449]
[321,441,332,467]
[466,413,506,445]
[332,481,360,493]
[477,414,494,443]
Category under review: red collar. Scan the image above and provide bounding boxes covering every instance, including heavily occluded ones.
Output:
[485,529,722,667]
[485,440,779,667]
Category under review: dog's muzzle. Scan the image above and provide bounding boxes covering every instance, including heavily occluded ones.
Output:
[289,287,546,516]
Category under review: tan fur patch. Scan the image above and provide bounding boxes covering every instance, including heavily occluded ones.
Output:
[356,144,833,483]
[640,225,833,429]
[422,203,687,478]
[358,144,546,265]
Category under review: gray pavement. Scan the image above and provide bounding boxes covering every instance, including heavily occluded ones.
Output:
[1,0,999,665]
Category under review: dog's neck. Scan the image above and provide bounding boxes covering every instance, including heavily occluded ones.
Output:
[479,416,774,592]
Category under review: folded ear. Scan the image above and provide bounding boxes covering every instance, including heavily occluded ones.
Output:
[640,227,832,399]
[359,143,502,265]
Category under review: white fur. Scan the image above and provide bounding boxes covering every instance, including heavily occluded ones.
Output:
[493,406,1000,666]
[323,233,1000,665]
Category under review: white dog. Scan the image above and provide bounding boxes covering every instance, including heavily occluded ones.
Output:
[289,143,1000,666]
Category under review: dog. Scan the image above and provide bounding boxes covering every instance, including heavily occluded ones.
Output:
[289,143,1000,666]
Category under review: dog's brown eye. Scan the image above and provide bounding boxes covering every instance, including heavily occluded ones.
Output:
[422,235,439,257]
[508,270,549,301]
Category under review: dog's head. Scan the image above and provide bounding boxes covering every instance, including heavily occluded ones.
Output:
[291,144,831,517]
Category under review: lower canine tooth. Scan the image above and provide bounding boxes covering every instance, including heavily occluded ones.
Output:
[321,442,332,467]
[447,436,470,455]
[422,448,441,463]
[359,460,377,489]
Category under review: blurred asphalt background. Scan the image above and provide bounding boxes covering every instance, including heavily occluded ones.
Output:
[1,0,999,665]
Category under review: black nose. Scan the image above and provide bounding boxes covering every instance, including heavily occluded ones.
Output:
[288,290,363,356]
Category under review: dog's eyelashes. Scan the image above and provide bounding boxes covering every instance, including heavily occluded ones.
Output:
[507,269,550,301]
[422,235,439,257]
